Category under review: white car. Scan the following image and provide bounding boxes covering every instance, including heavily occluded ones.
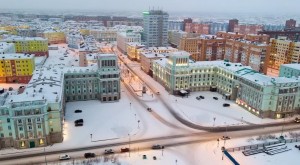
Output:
[59,154,71,160]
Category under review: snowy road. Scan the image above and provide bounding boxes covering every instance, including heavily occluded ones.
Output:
[1,124,300,164]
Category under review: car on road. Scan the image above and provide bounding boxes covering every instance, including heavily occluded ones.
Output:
[104,149,114,154]
[147,108,152,112]
[152,144,162,149]
[199,95,205,99]
[84,152,95,158]
[153,156,157,160]
[294,117,300,123]
[75,119,84,126]
[74,109,82,113]
[121,147,130,152]
[59,154,71,160]
[223,103,230,107]
[221,136,231,140]
[213,97,218,100]
[143,155,147,159]
[196,96,201,100]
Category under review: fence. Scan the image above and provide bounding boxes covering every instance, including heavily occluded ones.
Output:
[226,138,300,152]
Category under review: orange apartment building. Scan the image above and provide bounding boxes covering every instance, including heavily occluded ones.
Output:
[185,23,210,35]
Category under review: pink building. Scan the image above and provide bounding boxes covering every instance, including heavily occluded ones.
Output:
[233,24,263,34]
[185,23,210,35]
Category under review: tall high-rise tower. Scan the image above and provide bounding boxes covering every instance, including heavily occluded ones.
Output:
[143,10,169,47]
[228,19,239,32]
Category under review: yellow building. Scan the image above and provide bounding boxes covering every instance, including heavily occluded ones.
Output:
[127,42,145,61]
[80,29,90,36]
[0,53,35,83]
[269,38,300,70]
[43,31,66,44]
[2,37,49,57]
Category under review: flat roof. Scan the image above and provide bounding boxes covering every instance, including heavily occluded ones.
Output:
[2,36,47,41]
[281,64,300,70]
[239,71,300,86]
[0,53,34,60]
[0,42,14,52]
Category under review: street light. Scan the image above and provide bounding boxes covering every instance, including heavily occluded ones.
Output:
[44,147,47,165]
[138,120,140,129]
[213,117,216,127]
[90,134,92,142]
[128,134,131,157]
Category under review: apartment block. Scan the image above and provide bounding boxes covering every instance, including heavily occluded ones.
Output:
[0,53,35,83]
[2,37,49,57]
[43,31,66,44]
[234,24,264,35]
[126,42,145,61]
[117,31,141,55]
[185,23,210,35]
[268,38,300,71]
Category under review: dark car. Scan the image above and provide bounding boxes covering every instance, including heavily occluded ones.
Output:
[147,108,152,112]
[196,96,201,100]
[152,144,162,150]
[84,152,95,158]
[75,119,83,123]
[74,109,82,113]
[143,155,147,159]
[104,149,114,154]
[75,119,84,126]
[223,103,230,107]
[121,147,130,152]
[153,156,157,160]
[221,136,231,140]
[294,117,300,123]
[213,97,218,100]
[199,96,205,99]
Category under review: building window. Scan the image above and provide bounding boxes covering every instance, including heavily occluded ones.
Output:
[0,133,4,138]
[9,132,12,136]
[8,126,11,130]
[37,118,41,122]
[27,119,31,123]
[7,118,10,123]
[28,126,32,130]
[18,119,22,124]
[19,127,23,131]
[38,124,42,129]
[20,141,25,147]
[39,138,44,145]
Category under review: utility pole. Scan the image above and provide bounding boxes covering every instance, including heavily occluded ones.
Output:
[128,133,131,157]
[44,147,47,165]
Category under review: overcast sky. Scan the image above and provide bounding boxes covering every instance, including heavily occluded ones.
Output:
[0,0,298,14]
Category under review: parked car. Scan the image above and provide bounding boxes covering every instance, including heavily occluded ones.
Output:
[223,103,230,107]
[104,149,114,154]
[152,144,162,149]
[59,154,71,160]
[213,97,218,100]
[199,96,205,99]
[84,152,95,158]
[121,147,130,152]
[294,117,300,123]
[147,108,152,112]
[221,136,231,140]
[143,155,147,159]
[75,119,83,123]
[74,109,82,113]
[196,96,200,100]
[153,156,157,160]
[75,119,84,126]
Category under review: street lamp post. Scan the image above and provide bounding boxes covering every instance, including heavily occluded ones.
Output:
[213,117,216,127]
[90,134,92,142]
[128,134,131,157]
[138,120,140,129]
[44,147,47,165]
